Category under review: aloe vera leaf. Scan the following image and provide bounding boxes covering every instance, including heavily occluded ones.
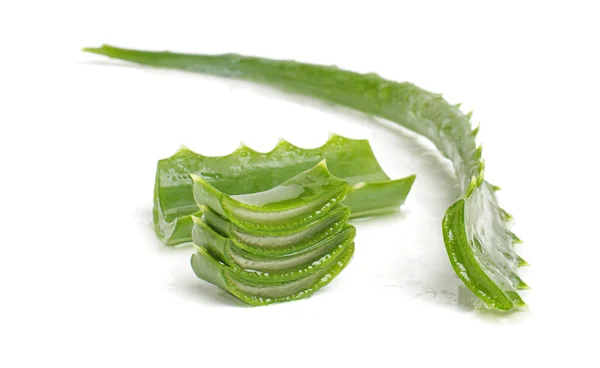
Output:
[201,204,350,256]
[154,134,415,245]
[191,160,348,230]
[191,243,355,306]
[193,216,356,282]
[84,45,526,311]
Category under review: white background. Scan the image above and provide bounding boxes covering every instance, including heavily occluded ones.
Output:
[1,1,599,367]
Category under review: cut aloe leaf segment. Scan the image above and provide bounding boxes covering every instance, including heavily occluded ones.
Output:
[152,134,414,245]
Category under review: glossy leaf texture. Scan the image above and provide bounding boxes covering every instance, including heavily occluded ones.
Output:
[192,217,356,283]
[153,133,415,245]
[191,244,354,305]
[84,45,527,311]
[191,160,348,230]
[191,161,355,305]
[199,204,351,256]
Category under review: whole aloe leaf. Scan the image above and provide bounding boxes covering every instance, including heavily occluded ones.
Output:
[154,134,414,245]
[84,45,527,311]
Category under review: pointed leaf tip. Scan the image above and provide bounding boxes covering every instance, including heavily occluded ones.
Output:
[510,231,523,244]
[500,208,513,221]
[518,257,530,267]
[466,176,478,197]
[82,46,106,55]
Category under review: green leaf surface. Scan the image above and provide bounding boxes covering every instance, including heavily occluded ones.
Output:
[192,160,348,230]
[200,204,350,256]
[85,45,526,311]
[193,216,355,283]
[191,242,355,306]
[153,133,414,245]
[192,161,356,304]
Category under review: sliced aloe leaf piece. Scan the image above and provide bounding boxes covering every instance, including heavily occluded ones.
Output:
[191,160,348,230]
[191,161,354,303]
[193,216,355,282]
[200,204,350,256]
[191,243,354,306]
[152,133,415,245]
[84,45,527,311]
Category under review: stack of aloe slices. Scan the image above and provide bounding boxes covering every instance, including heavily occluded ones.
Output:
[190,161,357,305]
[154,135,414,305]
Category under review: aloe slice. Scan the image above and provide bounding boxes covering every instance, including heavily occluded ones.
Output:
[192,161,356,303]
[153,134,415,245]
[84,45,526,311]
[200,204,350,255]
[192,160,348,230]
[191,243,354,306]
[193,217,355,282]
